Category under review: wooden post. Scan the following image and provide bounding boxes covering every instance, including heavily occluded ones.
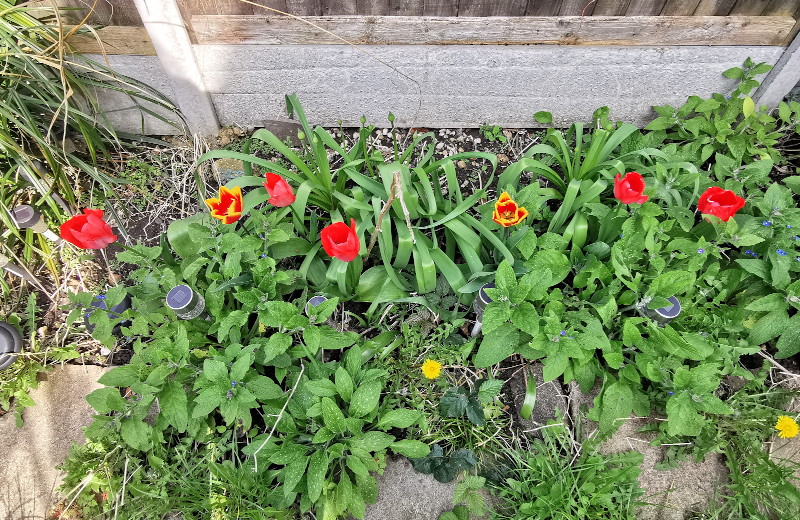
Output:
[754,29,800,109]
[133,0,219,136]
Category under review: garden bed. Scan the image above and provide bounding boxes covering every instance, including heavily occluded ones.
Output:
[2,59,800,520]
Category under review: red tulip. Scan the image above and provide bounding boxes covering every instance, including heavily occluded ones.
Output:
[60,209,117,249]
[321,219,360,262]
[263,173,296,207]
[205,185,243,224]
[697,187,746,222]
[614,172,649,204]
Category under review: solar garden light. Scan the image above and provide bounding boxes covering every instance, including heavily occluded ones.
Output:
[84,293,133,334]
[11,204,61,243]
[166,284,210,320]
[0,320,23,371]
[470,282,495,338]
[639,295,682,326]
[305,295,329,317]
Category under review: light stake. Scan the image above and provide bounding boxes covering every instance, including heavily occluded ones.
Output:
[84,294,133,334]
[166,284,210,320]
[305,295,329,317]
[471,282,495,337]
[0,320,22,371]
[0,252,46,290]
[11,204,62,243]
[640,295,682,326]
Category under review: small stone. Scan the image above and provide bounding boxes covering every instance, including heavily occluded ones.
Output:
[107,273,121,284]
[435,142,444,150]
[382,128,389,135]
[457,160,467,168]
[498,153,509,163]
[474,138,482,144]
[458,147,464,153]
[99,347,112,356]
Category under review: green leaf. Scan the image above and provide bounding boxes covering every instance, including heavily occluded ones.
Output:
[86,387,126,414]
[376,409,421,430]
[321,397,347,434]
[335,366,355,402]
[666,393,705,437]
[650,270,695,297]
[534,111,553,124]
[217,310,249,342]
[355,431,395,452]
[722,67,744,79]
[390,440,430,458]
[98,365,139,388]
[775,315,800,359]
[160,381,189,432]
[599,381,632,434]
[283,457,309,494]
[440,387,469,418]
[511,302,539,336]
[247,376,284,400]
[305,378,339,397]
[477,379,504,404]
[120,419,151,451]
[203,359,228,383]
[474,323,519,368]
[495,260,517,296]
[742,96,755,118]
[745,293,787,312]
[749,310,790,345]
[465,398,485,426]
[480,302,511,335]
[192,388,223,418]
[542,353,569,382]
[307,450,328,503]
[349,380,382,418]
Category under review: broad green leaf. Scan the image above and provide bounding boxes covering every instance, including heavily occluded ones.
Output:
[203,359,228,383]
[321,397,347,434]
[511,302,539,336]
[742,96,755,118]
[376,409,421,430]
[599,381,632,434]
[349,380,382,418]
[160,381,189,432]
[354,431,395,452]
[775,315,800,359]
[474,323,519,368]
[307,450,328,503]
[477,379,504,404]
[98,365,139,388]
[335,366,354,402]
[534,111,552,124]
[120,419,151,451]
[440,387,469,418]
[390,440,430,458]
[749,310,789,345]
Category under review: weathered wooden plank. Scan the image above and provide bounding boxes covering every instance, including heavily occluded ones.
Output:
[558,0,595,16]
[422,0,458,16]
[56,0,143,26]
[388,0,424,16]
[285,0,323,15]
[178,0,252,14]
[323,0,358,14]
[525,0,562,16]
[693,0,737,15]
[594,0,632,16]
[356,0,391,15]
[487,0,529,16]
[457,0,491,16]
[192,15,795,46]
[728,0,769,15]
[241,1,290,15]
[625,0,666,16]
[763,0,800,16]
[65,26,155,55]
[660,0,701,15]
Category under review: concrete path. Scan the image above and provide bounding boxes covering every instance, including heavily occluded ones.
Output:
[364,457,457,520]
[0,365,105,520]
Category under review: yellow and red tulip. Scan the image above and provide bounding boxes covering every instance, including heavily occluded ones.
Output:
[205,185,243,224]
[492,192,528,227]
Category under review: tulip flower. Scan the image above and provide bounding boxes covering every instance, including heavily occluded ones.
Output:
[614,172,649,204]
[321,219,360,262]
[205,185,243,224]
[263,173,296,207]
[492,192,528,227]
[697,187,746,222]
[59,209,117,249]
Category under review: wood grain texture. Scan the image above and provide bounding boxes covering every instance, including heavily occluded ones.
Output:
[285,0,322,15]
[693,0,737,15]
[356,0,390,14]
[191,14,795,45]
[558,0,596,16]
[457,0,491,16]
[56,0,143,26]
[422,0,458,16]
[763,0,800,16]
[487,0,529,16]
[728,0,769,15]
[525,0,562,15]
[389,0,424,15]
[594,0,632,16]
[323,0,357,14]
[659,0,701,15]
[65,25,155,54]
[625,0,666,15]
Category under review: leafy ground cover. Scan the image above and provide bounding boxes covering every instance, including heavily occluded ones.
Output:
[3,57,800,520]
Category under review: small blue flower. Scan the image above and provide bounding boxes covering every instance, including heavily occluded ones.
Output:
[751,252,758,257]
[560,330,566,336]
[777,249,787,256]
[125,336,132,340]
[568,336,575,340]
[796,257,800,262]
[794,236,800,241]
[259,234,264,239]
[231,381,237,387]
[788,225,793,229]
[668,391,674,396]
[226,390,234,399]
[84,313,91,318]
[744,250,752,255]
[261,253,268,258]
[619,233,624,238]
[763,221,772,227]
[95,295,106,300]
[697,248,705,254]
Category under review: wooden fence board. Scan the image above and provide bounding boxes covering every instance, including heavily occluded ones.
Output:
[422,0,458,16]
[594,0,632,16]
[56,0,143,26]
[525,0,561,16]
[191,14,794,45]
[693,0,737,15]
[764,0,800,16]
[660,0,701,15]
[558,0,596,15]
[323,0,357,14]
[487,0,530,16]
[285,0,322,15]
[66,25,155,55]
[728,0,769,15]
[356,0,391,14]
[456,0,490,16]
[625,0,666,15]
[389,0,424,15]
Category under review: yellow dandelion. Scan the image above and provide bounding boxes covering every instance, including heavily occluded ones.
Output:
[421,359,442,380]
[775,415,799,439]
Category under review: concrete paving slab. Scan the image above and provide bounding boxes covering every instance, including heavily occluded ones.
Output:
[0,364,105,520]
[364,457,457,520]
[509,363,569,438]
[599,416,729,520]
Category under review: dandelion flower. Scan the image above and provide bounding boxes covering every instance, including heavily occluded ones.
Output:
[421,359,442,380]
[775,415,799,439]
